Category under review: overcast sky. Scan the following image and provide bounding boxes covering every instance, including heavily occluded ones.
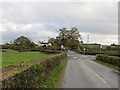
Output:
[0,1,118,45]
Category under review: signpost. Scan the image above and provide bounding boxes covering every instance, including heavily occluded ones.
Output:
[83,48,86,54]
[61,45,65,51]
[100,44,102,54]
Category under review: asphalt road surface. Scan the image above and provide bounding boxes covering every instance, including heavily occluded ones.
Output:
[59,51,119,88]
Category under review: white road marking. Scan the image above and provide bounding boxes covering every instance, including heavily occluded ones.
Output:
[74,57,77,59]
[95,73,107,83]
[87,66,107,84]
[113,70,120,73]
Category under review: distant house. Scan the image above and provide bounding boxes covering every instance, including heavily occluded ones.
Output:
[102,45,109,49]
[38,42,51,47]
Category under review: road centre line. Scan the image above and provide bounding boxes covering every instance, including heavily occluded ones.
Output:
[95,73,107,83]
[77,60,107,84]
[86,65,107,84]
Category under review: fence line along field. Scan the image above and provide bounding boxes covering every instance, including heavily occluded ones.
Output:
[2,49,49,67]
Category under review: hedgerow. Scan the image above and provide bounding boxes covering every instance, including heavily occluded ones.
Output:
[2,52,67,88]
[96,54,120,68]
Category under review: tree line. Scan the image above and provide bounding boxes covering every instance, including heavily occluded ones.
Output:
[2,27,83,52]
[2,27,119,53]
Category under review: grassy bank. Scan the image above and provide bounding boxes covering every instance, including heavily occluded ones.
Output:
[95,60,119,71]
[41,59,67,88]
[2,49,49,67]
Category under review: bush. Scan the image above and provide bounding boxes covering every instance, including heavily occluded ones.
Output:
[102,50,119,57]
[2,52,67,88]
[96,54,120,67]
[40,50,61,54]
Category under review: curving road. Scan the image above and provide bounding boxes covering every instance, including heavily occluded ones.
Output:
[59,51,119,88]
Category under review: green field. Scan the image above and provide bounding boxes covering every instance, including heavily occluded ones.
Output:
[1,49,49,67]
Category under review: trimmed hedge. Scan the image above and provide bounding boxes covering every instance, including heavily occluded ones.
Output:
[96,54,120,68]
[40,50,61,54]
[103,50,119,57]
[85,51,101,55]
[2,53,67,88]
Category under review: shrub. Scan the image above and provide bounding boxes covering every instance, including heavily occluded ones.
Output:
[96,54,120,67]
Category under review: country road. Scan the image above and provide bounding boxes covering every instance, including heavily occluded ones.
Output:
[59,51,119,88]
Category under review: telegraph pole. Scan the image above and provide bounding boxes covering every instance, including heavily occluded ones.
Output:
[100,45,101,54]
[86,34,89,54]
[87,34,89,45]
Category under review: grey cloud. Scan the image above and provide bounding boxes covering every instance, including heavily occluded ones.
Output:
[2,22,58,43]
[0,2,118,44]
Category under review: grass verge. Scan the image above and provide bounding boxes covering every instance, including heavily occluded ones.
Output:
[41,59,67,88]
[95,60,119,72]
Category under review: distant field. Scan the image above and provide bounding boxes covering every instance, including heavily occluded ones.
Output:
[1,49,49,67]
